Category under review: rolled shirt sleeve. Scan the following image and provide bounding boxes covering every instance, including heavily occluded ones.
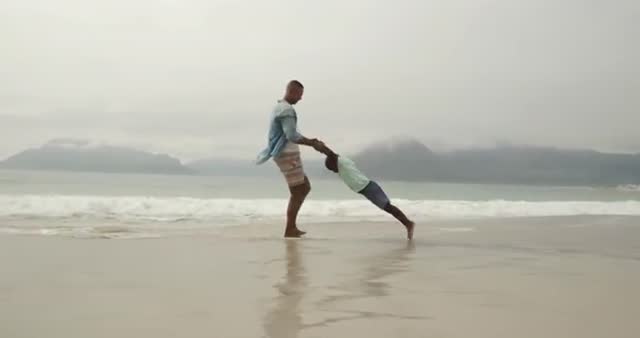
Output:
[281,114,304,142]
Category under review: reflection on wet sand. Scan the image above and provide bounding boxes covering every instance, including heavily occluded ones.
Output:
[263,241,427,337]
[305,241,429,328]
[263,240,306,338]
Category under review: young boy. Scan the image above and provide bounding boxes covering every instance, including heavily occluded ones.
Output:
[322,148,415,239]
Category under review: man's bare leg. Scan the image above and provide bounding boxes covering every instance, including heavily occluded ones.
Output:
[285,176,311,238]
[383,203,415,239]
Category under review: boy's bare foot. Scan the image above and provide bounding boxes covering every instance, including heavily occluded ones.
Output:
[406,221,415,240]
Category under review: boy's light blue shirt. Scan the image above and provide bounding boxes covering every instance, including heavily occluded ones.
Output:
[337,156,371,192]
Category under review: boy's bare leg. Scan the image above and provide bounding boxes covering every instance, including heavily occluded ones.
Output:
[384,203,415,239]
[285,176,311,238]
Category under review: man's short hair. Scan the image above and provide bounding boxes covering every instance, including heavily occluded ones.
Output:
[287,80,304,89]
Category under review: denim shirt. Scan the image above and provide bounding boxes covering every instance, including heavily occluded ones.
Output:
[255,100,304,164]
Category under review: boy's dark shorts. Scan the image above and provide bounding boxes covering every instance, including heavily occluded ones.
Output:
[358,181,390,210]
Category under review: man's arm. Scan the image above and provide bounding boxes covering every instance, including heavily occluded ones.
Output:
[281,116,322,148]
[315,143,334,156]
[297,136,321,147]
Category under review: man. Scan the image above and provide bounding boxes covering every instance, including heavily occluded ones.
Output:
[256,80,325,238]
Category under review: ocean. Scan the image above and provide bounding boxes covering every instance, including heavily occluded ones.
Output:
[1,169,640,238]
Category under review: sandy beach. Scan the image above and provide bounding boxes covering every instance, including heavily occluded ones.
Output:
[1,216,639,338]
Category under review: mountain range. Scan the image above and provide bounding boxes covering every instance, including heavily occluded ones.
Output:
[2,138,639,186]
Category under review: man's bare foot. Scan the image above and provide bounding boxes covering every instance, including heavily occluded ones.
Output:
[406,221,415,240]
[284,228,306,238]
[284,230,301,238]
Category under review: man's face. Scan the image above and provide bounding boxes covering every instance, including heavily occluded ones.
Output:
[290,87,304,104]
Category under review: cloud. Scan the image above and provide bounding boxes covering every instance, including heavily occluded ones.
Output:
[1,0,638,160]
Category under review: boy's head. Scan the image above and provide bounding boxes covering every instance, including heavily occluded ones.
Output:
[324,153,339,173]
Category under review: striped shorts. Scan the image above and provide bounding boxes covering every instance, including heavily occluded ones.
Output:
[274,145,306,187]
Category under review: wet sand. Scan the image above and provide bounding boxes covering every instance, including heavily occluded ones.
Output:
[1,216,639,338]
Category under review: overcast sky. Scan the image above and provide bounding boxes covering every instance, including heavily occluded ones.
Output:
[1,0,638,161]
